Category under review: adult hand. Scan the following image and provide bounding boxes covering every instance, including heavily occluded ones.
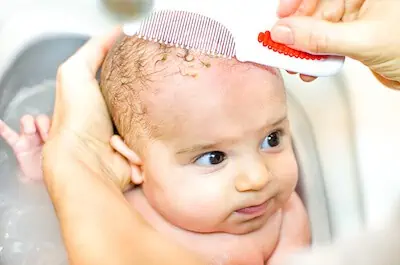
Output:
[274,0,400,89]
[41,29,206,265]
[43,27,132,191]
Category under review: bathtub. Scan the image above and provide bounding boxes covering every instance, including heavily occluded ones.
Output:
[0,5,383,264]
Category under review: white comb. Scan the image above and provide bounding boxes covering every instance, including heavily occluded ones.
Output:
[123,0,345,77]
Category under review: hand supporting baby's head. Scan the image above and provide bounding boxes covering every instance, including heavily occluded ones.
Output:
[100,35,299,235]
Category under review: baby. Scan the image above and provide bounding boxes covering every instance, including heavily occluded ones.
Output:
[0,35,310,265]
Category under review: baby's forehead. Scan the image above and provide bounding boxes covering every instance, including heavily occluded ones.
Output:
[140,51,286,140]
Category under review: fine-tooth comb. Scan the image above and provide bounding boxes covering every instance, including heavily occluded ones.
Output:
[123,0,345,77]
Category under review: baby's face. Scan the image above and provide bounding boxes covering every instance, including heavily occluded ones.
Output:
[137,53,298,235]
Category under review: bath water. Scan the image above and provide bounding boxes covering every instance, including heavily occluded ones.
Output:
[0,80,68,265]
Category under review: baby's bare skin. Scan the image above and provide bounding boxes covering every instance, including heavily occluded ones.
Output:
[0,115,50,182]
[0,115,310,265]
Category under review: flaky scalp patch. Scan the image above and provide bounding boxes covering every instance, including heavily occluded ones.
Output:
[100,34,214,151]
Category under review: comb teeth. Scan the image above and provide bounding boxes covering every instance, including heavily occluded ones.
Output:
[136,10,237,58]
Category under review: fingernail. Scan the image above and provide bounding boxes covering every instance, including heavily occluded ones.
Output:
[271,25,294,45]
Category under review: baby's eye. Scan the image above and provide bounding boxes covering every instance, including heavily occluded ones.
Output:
[260,131,281,150]
[194,151,226,166]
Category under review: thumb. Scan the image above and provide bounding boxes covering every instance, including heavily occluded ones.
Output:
[271,16,370,58]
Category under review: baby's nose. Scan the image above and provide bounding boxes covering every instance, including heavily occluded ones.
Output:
[234,163,270,192]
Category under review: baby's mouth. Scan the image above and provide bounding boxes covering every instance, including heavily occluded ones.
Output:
[235,198,272,217]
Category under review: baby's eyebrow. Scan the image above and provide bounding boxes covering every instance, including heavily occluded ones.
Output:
[176,143,221,155]
[264,115,287,130]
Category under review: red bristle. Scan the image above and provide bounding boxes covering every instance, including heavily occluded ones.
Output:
[258,30,327,60]
[263,37,269,47]
[258,32,264,43]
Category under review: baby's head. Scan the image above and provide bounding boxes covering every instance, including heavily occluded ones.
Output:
[100,35,298,235]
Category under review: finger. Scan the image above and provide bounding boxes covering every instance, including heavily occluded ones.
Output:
[0,120,19,147]
[63,26,122,77]
[313,0,345,22]
[277,0,303,18]
[342,0,366,22]
[293,0,319,16]
[53,27,122,127]
[271,17,368,57]
[300,74,317,82]
[20,115,36,135]
[35,115,51,142]
[20,115,41,146]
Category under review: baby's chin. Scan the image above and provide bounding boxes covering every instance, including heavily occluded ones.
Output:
[212,221,269,235]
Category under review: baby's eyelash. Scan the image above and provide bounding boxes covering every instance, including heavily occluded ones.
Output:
[269,127,285,136]
[192,150,224,163]
[260,128,286,145]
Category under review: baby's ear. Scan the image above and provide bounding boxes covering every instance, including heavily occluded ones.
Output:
[110,135,144,185]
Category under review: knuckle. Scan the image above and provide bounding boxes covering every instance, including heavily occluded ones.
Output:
[308,30,329,54]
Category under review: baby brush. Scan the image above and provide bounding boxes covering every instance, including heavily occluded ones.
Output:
[123,0,345,77]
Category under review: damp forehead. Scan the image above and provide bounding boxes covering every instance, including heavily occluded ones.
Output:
[141,57,287,144]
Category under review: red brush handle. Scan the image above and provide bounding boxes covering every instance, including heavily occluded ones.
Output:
[258,31,328,60]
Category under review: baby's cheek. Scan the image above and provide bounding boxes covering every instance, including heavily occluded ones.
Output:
[163,185,228,232]
[277,151,298,187]
[268,151,298,207]
[144,164,230,232]
[180,188,222,214]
